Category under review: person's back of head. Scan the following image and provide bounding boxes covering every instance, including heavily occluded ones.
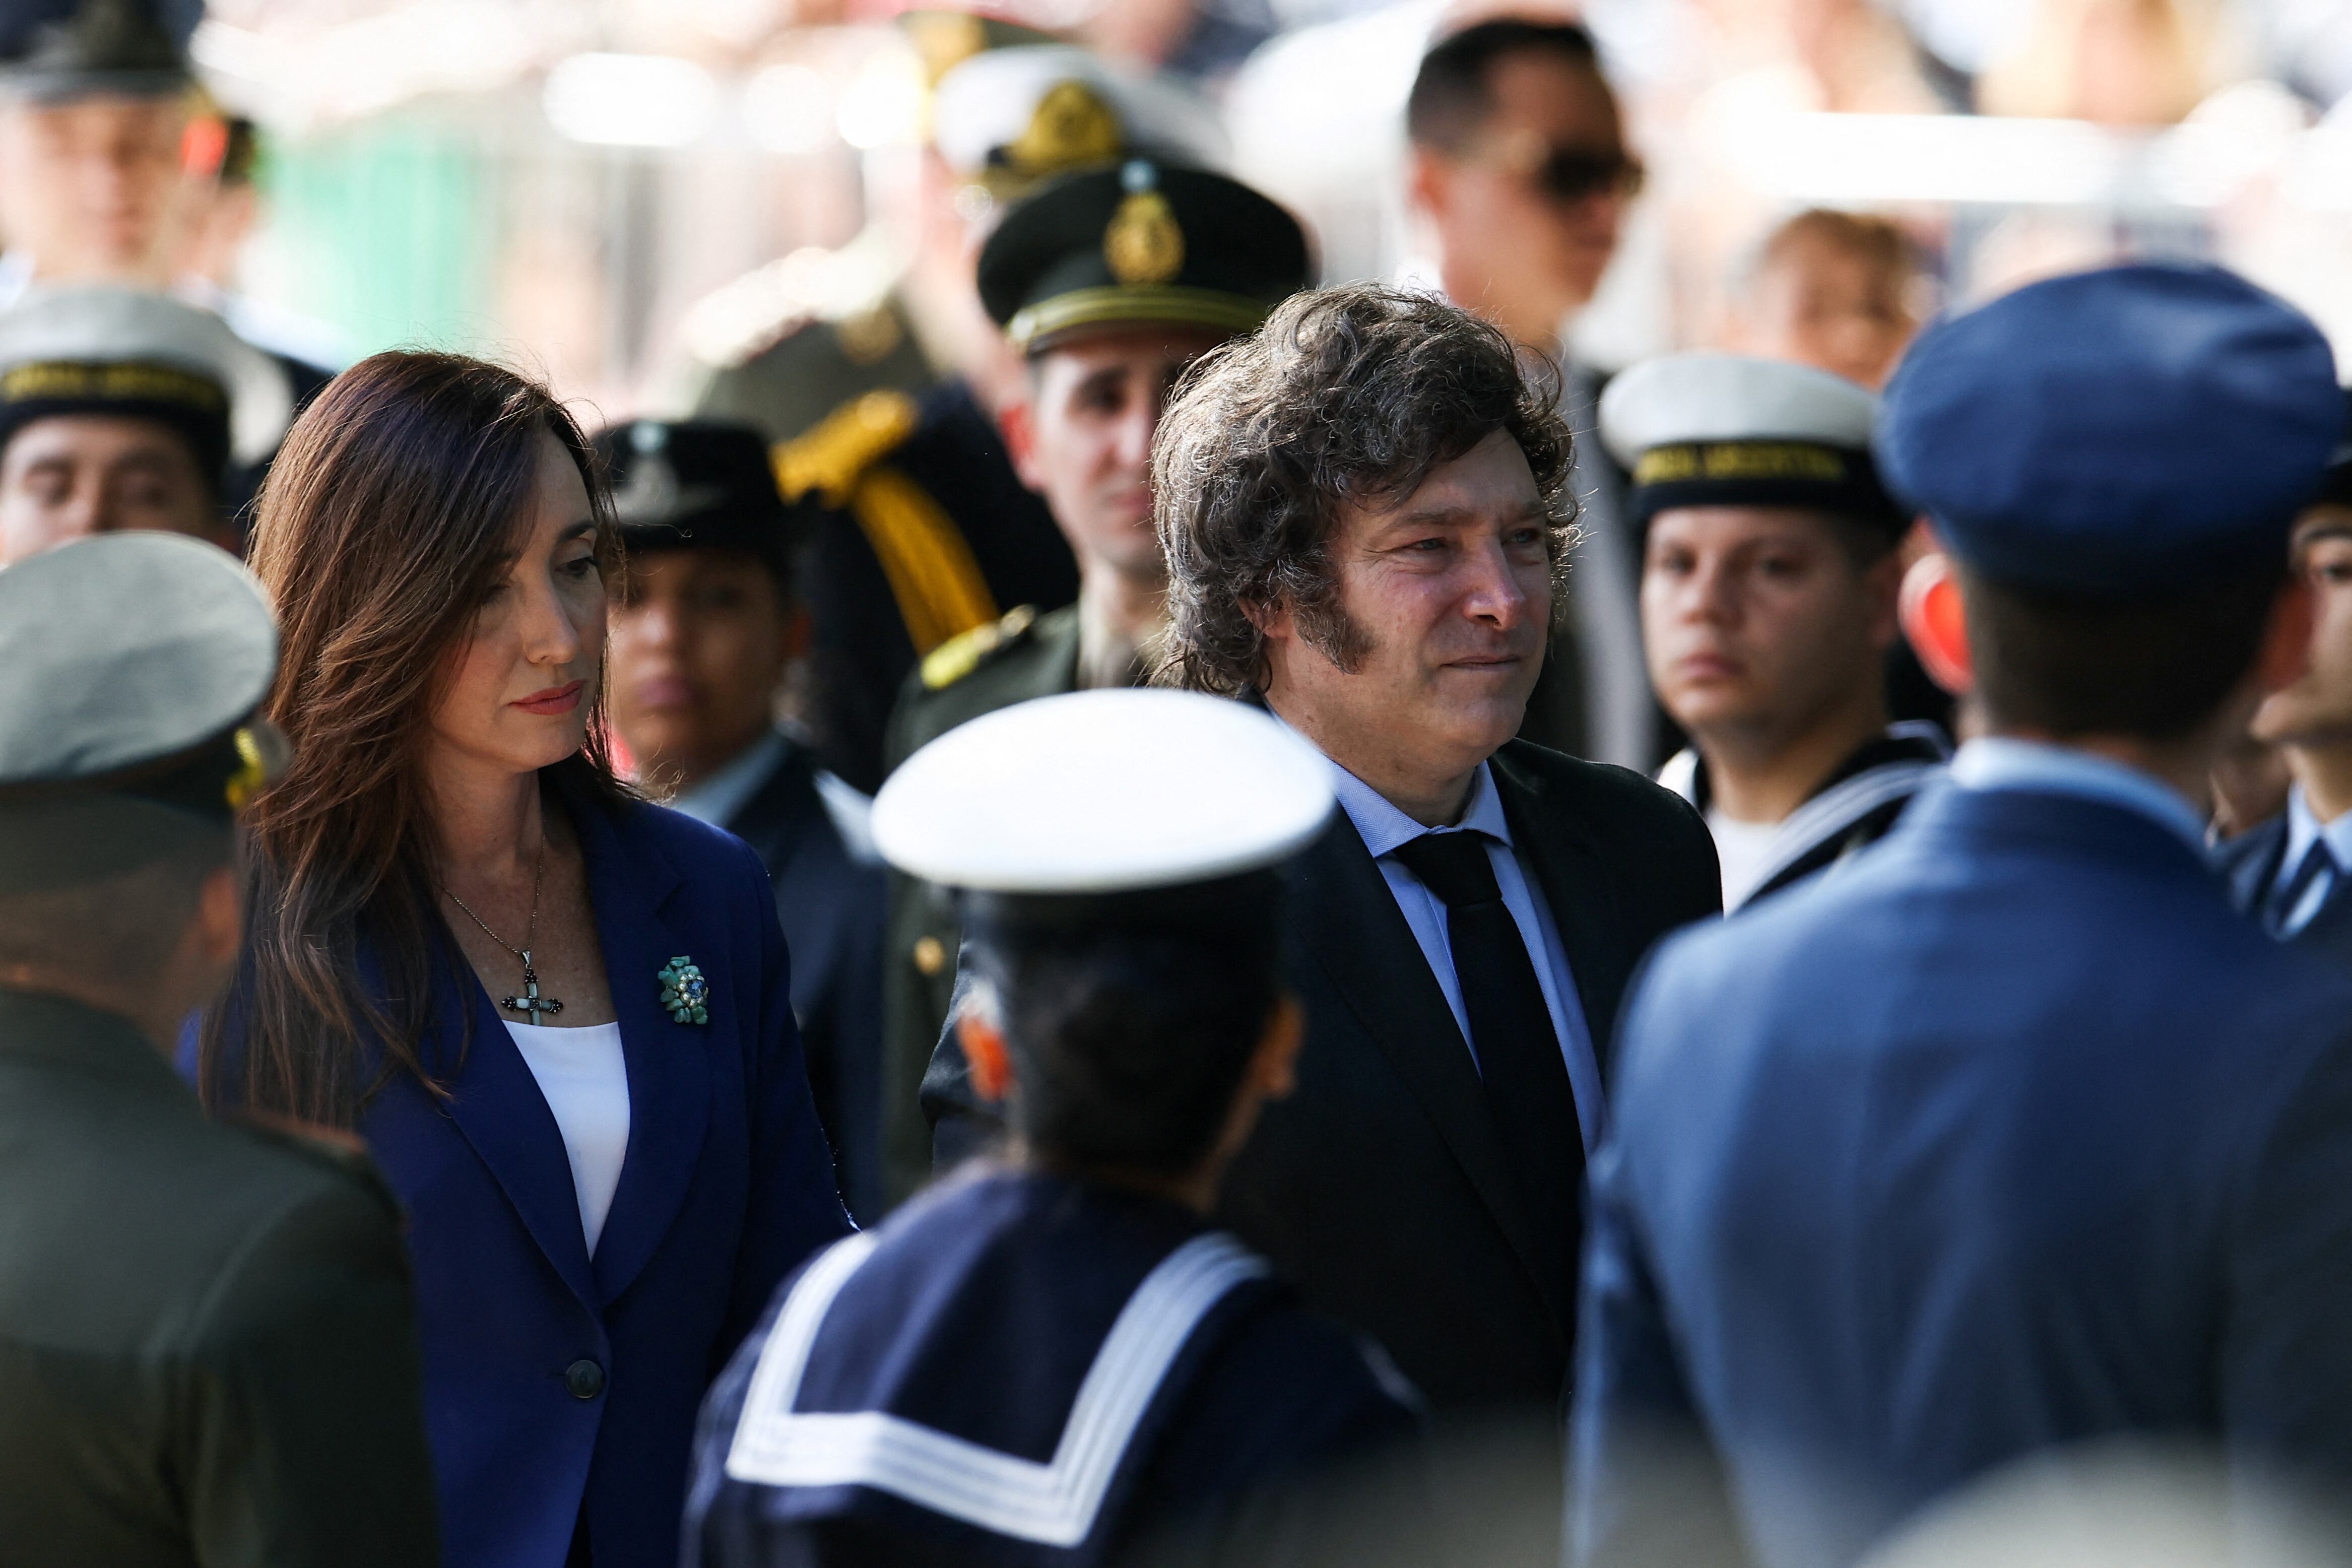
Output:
[1877,264,2344,753]
[873,689,1331,1204]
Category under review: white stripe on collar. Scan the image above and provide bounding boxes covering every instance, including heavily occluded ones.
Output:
[725,1229,1270,1545]
[1730,758,1944,910]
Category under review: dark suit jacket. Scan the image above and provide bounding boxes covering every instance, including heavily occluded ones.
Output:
[1575,786,2352,1568]
[4,989,439,1568]
[927,738,1720,1416]
[720,739,888,1222]
[202,781,854,1568]
[2214,812,2352,969]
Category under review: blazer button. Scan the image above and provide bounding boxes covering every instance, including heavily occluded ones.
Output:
[566,1359,605,1400]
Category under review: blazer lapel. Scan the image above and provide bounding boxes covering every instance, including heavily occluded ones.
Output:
[572,798,714,1304]
[1290,814,1566,1324]
[433,967,600,1307]
[1491,750,1637,1078]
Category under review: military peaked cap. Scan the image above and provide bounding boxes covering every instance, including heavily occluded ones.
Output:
[0,0,199,99]
[0,533,287,892]
[593,418,797,574]
[977,159,1312,352]
[1601,351,1900,534]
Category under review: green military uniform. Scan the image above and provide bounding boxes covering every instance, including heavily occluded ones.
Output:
[879,604,1080,1193]
[874,158,1314,1202]
[0,532,439,1567]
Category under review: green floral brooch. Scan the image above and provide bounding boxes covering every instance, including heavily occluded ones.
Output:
[658,956,709,1025]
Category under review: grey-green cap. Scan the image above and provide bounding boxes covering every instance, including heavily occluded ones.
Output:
[0,532,286,893]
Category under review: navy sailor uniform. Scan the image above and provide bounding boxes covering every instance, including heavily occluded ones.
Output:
[1658,722,1948,911]
[686,1169,1427,1567]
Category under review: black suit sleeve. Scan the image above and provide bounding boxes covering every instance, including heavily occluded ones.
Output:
[181,1178,443,1568]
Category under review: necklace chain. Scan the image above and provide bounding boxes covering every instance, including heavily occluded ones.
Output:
[441,838,545,962]
[441,840,562,1019]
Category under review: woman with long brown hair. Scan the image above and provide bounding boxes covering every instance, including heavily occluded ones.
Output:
[194,352,851,1568]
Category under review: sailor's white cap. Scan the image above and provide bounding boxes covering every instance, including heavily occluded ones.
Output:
[1599,351,1876,471]
[932,45,1229,184]
[872,689,1333,894]
[0,284,294,467]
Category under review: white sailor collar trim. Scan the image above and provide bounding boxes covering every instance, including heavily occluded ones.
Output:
[725,1229,1270,1546]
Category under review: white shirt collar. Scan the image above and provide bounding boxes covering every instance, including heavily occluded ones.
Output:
[665,728,790,827]
[2283,783,2352,875]
[1324,757,1512,859]
[1948,736,2207,854]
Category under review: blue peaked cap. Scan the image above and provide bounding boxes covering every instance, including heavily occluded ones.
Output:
[1876,263,2345,598]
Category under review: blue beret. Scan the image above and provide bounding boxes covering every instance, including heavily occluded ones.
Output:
[1876,263,2344,598]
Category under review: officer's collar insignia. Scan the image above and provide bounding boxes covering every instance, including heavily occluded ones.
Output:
[1104,161,1184,288]
[658,956,709,1026]
[1004,79,1122,178]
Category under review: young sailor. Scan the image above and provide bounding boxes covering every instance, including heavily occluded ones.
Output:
[684,689,1428,1567]
[1604,351,1946,909]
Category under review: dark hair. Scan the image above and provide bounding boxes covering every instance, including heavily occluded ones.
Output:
[1963,558,2287,741]
[973,877,1283,1179]
[1151,283,1575,696]
[1406,17,1603,152]
[201,351,627,1125]
[0,832,231,981]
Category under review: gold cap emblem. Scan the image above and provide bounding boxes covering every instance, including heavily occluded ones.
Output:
[1104,162,1184,287]
[1005,80,1122,178]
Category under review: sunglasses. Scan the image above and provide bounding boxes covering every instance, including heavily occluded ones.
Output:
[1475,132,1645,205]
[1529,146,1645,205]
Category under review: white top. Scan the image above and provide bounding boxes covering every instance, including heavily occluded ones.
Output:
[504,1020,631,1256]
[1324,758,1607,1155]
[1704,809,1783,909]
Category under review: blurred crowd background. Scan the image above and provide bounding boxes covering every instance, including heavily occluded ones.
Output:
[186,0,2352,427]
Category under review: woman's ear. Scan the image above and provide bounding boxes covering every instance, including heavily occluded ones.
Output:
[1899,549,1972,696]
[955,1007,1014,1103]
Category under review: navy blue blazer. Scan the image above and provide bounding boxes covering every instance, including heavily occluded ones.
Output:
[198,782,853,1568]
[1572,784,2352,1568]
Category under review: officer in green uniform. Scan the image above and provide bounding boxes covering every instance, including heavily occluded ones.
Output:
[0,533,440,1568]
[726,39,1230,793]
[874,158,1313,1202]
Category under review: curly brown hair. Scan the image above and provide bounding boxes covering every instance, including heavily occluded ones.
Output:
[1150,283,1576,696]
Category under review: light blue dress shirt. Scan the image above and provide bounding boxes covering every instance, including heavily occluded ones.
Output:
[1948,736,2209,853]
[2271,785,2352,937]
[1324,759,1607,1153]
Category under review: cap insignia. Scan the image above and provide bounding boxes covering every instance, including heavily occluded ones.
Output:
[1105,163,1184,287]
[1006,80,1121,178]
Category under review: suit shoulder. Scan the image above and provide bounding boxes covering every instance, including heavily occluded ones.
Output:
[772,388,922,510]
[1498,740,1712,843]
[215,1113,401,1221]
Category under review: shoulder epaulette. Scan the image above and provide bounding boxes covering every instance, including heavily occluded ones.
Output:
[772,390,920,508]
[921,604,1038,691]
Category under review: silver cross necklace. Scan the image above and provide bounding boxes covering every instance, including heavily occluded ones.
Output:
[442,840,563,1021]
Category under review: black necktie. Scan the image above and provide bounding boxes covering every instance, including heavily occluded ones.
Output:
[1390,830,1585,1291]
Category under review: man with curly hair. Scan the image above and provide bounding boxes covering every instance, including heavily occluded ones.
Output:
[927,284,1718,1515]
